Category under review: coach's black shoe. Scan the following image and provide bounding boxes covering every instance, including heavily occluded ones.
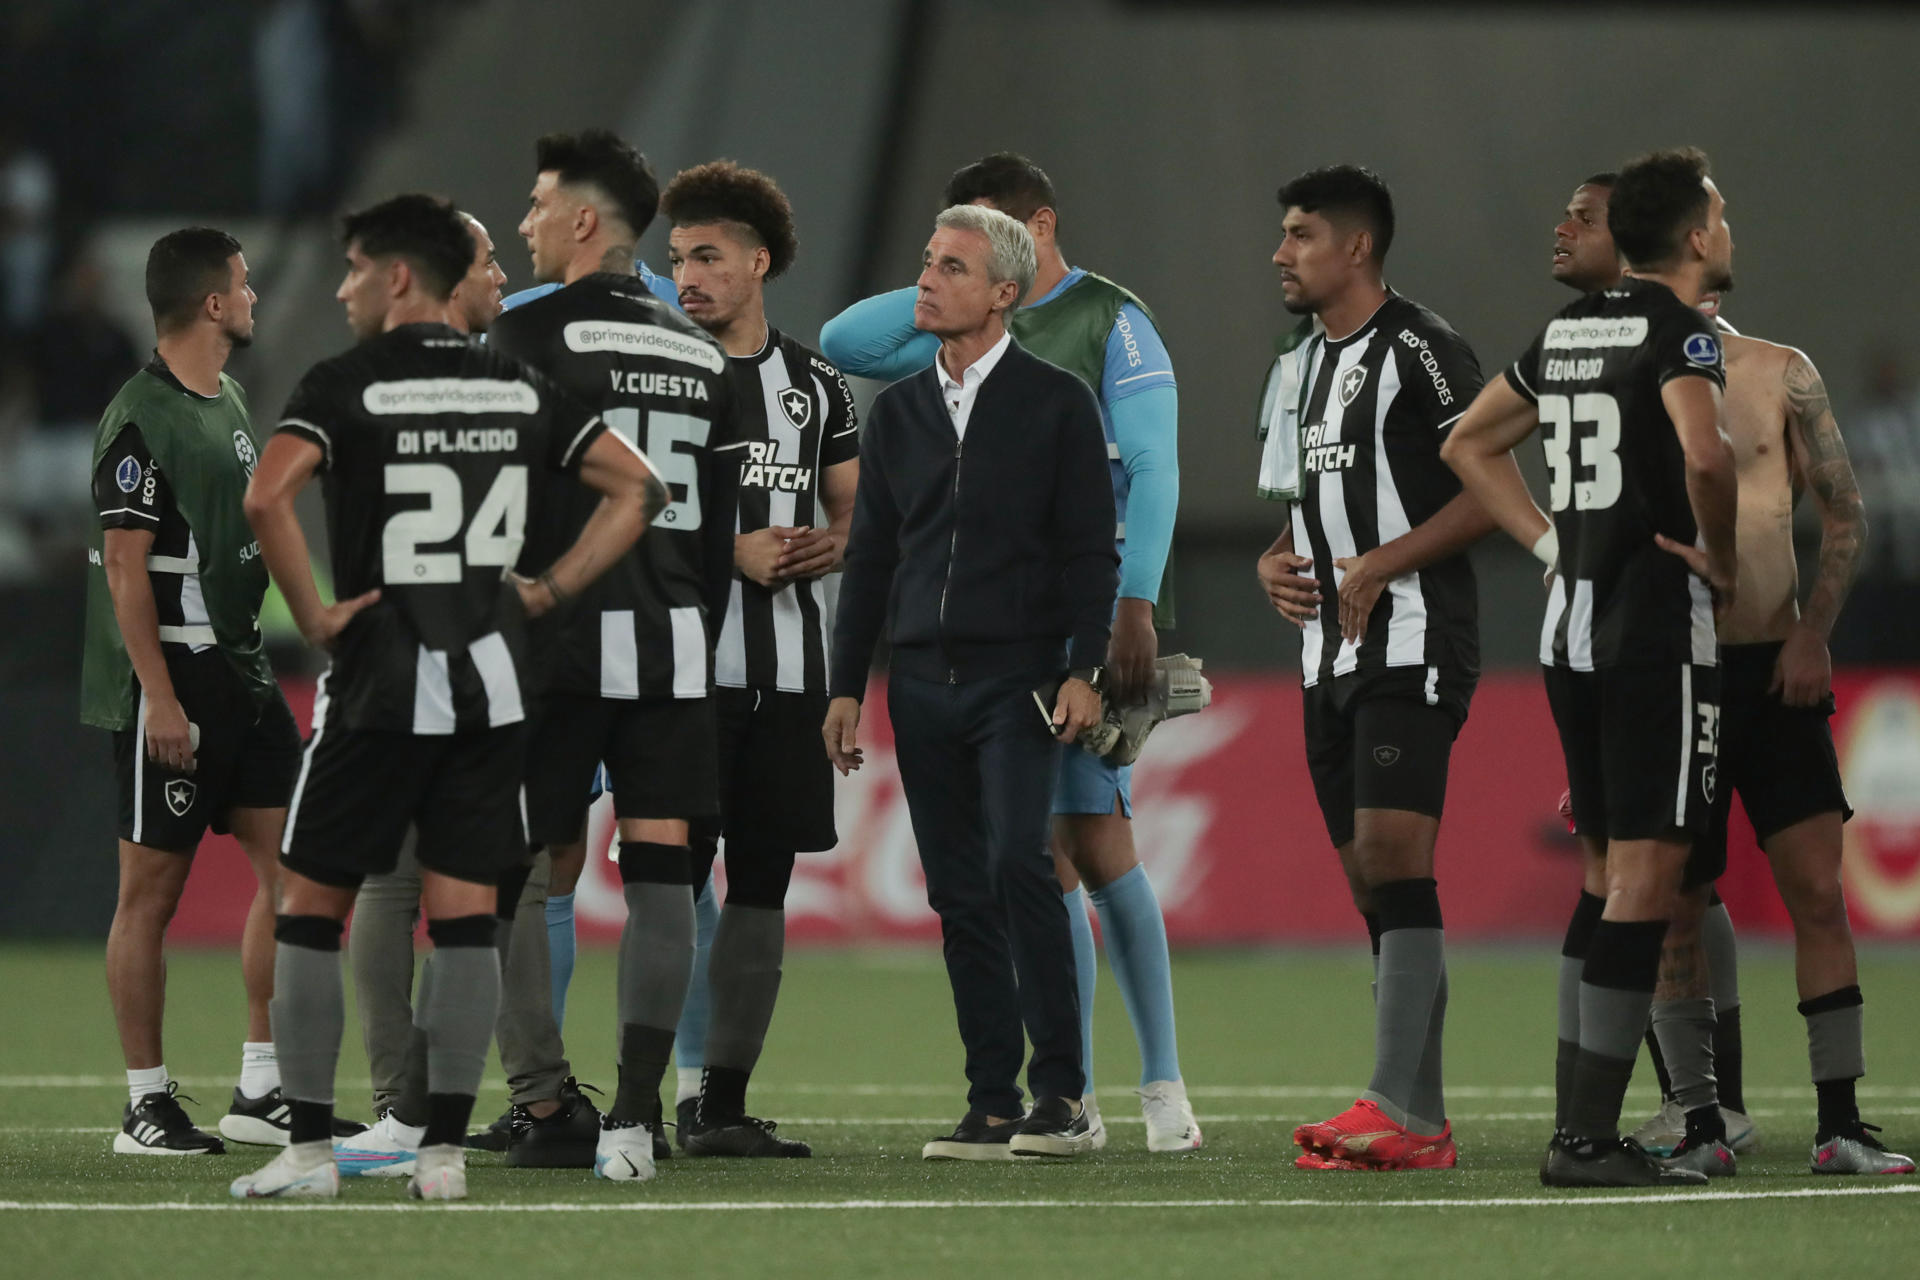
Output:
[1539,1131,1708,1187]
[219,1086,367,1146]
[923,1110,1021,1161]
[506,1078,603,1169]
[1009,1096,1097,1158]
[684,1109,812,1158]
[675,1097,699,1152]
[116,1083,226,1155]
[465,1107,515,1152]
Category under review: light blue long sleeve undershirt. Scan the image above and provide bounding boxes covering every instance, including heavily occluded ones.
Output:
[1111,382,1178,603]
[817,286,932,382]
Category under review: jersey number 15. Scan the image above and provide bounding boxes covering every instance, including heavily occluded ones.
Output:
[604,406,708,530]
[1539,392,1622,513]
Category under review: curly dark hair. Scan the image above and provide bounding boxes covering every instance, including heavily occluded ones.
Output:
[659,160,798,281]
[1608,147,1712,271]
[535,129,660,240]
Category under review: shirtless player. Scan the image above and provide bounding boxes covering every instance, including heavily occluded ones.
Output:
[1679,298,1912,1174]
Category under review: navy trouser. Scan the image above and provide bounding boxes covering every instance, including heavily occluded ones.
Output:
[888,670,1085,1116]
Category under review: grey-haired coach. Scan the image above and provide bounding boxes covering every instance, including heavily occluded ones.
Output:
[823,204,1117,1160]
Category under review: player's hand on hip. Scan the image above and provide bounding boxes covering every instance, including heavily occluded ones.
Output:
[823,696,864,774]
[144,693,197,774]
[737,526,802,589]
[1052,677,1102,744]
[1257,550,1319,627]
[777,526,841,580]
[1653,534,1736,617]
[1332,552,1389,643]
[1771,620,1832,708]
[305,588,382,650]
[1106,599,1158,701]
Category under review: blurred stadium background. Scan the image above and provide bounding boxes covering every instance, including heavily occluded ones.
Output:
[4,0,1918,946]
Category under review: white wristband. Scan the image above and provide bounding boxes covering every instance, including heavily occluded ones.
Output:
[1530,527,1559,568]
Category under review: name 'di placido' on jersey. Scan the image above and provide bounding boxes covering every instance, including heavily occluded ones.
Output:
[394,428,521,455]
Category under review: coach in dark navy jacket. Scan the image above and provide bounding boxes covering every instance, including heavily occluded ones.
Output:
[824,204,1118,1159]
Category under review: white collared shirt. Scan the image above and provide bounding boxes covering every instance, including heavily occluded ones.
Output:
[936,329,1012,441]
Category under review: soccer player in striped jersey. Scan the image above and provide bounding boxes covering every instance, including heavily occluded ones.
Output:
[821,152,1198,1153]
[501,247,716,1121]
[1444,148,1739,1188]
[1255,165,1492,1172]
[231,194,662,1200]
[1546,175,1750,1158]
[658,160,858,1157]
[491,130,745,1184]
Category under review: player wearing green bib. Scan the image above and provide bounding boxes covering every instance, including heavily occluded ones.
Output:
[81,228,316,1156]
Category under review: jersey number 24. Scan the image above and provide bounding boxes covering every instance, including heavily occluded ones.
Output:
[382,463,527,583]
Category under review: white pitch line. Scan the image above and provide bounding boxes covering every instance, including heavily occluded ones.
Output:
[2,1185,1915,1213]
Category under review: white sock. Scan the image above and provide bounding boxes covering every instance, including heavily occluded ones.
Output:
[386,1114,427,1149]
[239,1042,280,1099]
[677,1066,703,1106]
[128,1064,170,1106]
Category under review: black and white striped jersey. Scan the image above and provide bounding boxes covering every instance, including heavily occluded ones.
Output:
[490,274,741,702]
[1505,278,1724,671]
[277,323,605,734]
[714,328,859,693]
[1287,293,1484,688]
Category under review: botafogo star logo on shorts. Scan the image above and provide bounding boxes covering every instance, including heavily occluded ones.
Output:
[164,778,196,817]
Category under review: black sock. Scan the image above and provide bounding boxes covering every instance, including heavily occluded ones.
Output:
[423,1091,476,1148]
[1363,911,1383,957]
[1815,1078,1859,1142]
[1715,1003,1745,1114]
[1644,1024,1674,1101]
[289,1099,334,1146]
[613,1023,676,1125]
[700,1066,750,1122]
[1684,1103,1727,1145]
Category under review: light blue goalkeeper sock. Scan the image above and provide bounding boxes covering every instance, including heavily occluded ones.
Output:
[1089,864,1181,1086]
[1064,886,1098,1095]
[545,891,576,1033]
[675,879,720,1069]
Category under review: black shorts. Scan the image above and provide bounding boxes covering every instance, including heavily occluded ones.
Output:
[1698,641,1852,864]
[1545,663,1722,871]
[113,647,302,854]
[1303,665,1473,849]
[523,693,719,844]
[280,723,528,889]
[702,685,837,852]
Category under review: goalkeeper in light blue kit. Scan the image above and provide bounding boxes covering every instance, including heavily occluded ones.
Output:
[822,152,1199,1151]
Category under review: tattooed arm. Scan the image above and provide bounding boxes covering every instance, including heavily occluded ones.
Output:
[1776,349,1869,707]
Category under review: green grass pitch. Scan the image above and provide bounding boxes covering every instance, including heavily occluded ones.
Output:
[2,943,1915,1278]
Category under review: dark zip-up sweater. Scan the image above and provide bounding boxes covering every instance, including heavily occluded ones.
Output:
[830,338,1119,699]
